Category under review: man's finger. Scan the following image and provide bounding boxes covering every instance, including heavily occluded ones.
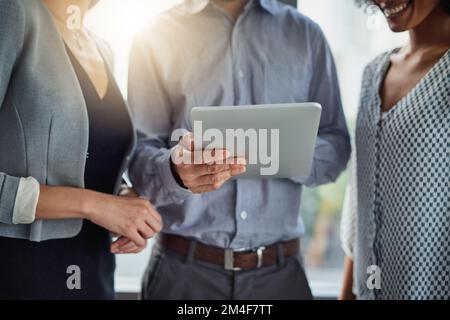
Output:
[194,163,232,176]
[179,133,194,151]
[226,157,247,166]
[172,145,194,166]
[193,171,231,187]
[203,149,230,164]
[231,165,247,176]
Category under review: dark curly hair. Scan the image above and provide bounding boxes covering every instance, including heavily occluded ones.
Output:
[356,0,450,15]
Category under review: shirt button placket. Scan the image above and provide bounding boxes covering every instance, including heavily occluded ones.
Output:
[238,69,245,79]
[231,16,248,105]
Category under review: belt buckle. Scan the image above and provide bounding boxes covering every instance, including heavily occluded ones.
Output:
[224,246,267,271]
[255,246,266,269]
[224,249,242,271]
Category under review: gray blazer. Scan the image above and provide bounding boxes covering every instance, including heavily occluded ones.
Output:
[0,0,136,242]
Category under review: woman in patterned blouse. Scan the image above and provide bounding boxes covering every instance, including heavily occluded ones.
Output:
[340,0,450,300]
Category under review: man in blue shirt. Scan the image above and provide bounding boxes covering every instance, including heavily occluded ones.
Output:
[128,0,351,299]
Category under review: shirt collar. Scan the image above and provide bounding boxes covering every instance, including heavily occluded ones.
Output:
[182,0,209,15]
[182,0,278,15]
[259,0,278,15]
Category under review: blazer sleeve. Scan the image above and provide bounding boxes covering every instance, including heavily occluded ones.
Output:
[0,0,25,107]
[0,0,40,226]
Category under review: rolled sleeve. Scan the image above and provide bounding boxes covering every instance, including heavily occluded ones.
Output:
[12,177,39,225]
[1,175,39,225]
[0,174,20,224]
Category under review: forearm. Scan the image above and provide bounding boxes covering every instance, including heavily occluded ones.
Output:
[37,185,162,248]
[35,185,103,221]
[339,256,356,300]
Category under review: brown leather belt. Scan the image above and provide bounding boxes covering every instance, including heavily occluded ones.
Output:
[160,234,300,271]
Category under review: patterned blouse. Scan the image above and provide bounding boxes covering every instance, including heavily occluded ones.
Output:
[341,49,450,300]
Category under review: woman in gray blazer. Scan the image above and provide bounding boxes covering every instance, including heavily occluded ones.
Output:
[0,0,162,299]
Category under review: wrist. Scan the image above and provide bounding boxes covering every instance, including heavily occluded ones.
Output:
[78,189,105,221]
[169,154,187,189]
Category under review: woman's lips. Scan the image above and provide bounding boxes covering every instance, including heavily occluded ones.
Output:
[382,1,412,18]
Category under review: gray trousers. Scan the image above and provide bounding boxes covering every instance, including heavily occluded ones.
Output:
[141,240,313,300]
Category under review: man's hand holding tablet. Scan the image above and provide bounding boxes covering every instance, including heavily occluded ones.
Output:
[170,133,247,194]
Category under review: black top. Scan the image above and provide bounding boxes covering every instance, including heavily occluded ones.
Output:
[0,46,132,300]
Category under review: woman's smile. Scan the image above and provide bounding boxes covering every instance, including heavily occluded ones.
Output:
[379,0,414,20]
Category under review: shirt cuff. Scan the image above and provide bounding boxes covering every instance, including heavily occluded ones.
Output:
[159,147,193,202]
[12,177,40,225]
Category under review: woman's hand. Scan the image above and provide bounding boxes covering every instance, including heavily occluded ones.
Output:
[111,186,158,254]
[87,194,163,250]
[36,186,163,252]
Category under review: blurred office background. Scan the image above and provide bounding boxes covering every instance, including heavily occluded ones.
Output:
[86,0,407,299]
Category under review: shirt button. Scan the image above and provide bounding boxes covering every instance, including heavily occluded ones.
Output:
[240,211,248,220]
[238,69,245,79]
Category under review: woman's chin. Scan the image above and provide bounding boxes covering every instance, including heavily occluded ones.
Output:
[387,22,409,32]
[382,0,415,33]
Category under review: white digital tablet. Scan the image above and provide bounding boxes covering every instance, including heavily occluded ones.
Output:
[190,103,322,179]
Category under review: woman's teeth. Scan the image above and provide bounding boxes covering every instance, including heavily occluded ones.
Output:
[383,2,410,17]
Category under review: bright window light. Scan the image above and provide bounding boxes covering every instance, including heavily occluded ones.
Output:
[85,0,182,96]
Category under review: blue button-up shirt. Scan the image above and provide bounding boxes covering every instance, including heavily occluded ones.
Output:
[128,0,351,249]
